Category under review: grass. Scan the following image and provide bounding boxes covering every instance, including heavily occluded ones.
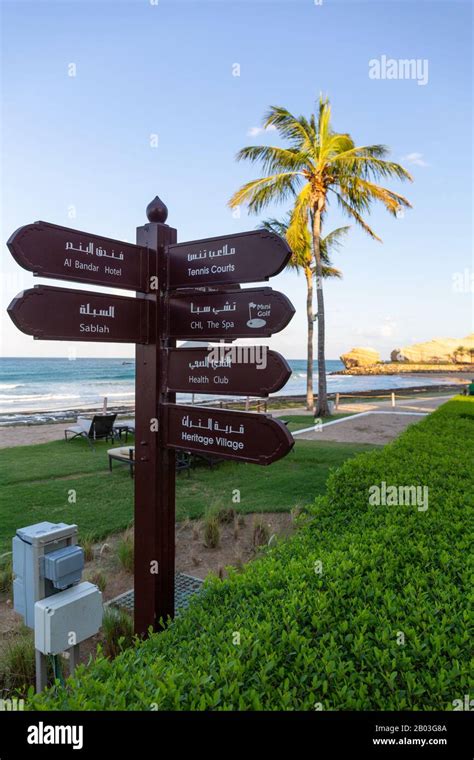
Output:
[0,437,377,554]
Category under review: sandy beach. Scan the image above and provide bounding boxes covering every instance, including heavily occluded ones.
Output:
[0,391,459,449]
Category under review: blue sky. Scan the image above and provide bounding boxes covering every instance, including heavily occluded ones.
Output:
[1,0,472,359]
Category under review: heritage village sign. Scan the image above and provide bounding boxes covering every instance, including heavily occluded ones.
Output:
[7,196,296,634]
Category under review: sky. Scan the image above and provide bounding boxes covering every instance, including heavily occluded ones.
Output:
[0,0,472,360]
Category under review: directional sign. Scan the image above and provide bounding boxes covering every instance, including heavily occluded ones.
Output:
[167,287,295,340]
[7,285,151,343]
[167,230,291,289]
[164,404,294,465]
[7,221,149,292]
[166,347,291,396]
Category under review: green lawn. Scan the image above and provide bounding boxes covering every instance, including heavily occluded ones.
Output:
[0,437,377,553]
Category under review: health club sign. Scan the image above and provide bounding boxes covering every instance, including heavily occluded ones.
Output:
[6,195,296,634]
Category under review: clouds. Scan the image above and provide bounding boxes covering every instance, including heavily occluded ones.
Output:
[352,317,398,340]
[401,152,429,167]
[246,125,277,137]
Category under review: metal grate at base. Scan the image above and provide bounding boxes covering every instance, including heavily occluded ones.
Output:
[106,572,204,616]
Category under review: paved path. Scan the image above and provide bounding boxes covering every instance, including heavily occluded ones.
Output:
[293,395,454,445]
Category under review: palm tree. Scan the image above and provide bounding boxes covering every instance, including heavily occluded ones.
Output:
[229,96,412,415]
[261,214,348,409]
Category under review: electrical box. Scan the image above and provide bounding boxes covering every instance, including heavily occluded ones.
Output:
[12,521,82,628]
[41,546,84,590]
[34,581,103,655]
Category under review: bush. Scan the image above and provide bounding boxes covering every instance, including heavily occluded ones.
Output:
[117,533,134,573]
[252,516,270,547]
[203,512,220,549]
[86,570,107,593]
[30,398,473,710]
[101,608,134,659]
[0,557,13,594]
[0,632,36,695]
[79,534,95,563]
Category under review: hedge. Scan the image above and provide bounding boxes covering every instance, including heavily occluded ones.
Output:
[30,397,473,710]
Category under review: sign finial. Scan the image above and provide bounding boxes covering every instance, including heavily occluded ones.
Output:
[146,195,168,223]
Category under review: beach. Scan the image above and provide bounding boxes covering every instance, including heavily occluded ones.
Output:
[0,357,468,428]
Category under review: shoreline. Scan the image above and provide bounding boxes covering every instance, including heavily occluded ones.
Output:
[0,380,465,429]
[334,365,473,376]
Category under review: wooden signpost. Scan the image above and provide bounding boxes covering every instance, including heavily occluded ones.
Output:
[165,347,292,396]
[7,285,151,343]
[167,229,291,288]
[7,221,149,291]
[165,405,293,465]
[6,195,296,635]
[167,287,295,339]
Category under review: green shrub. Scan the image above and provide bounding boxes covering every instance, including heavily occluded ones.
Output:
[0,632,36,695]
[0,557,13,594]
[203,512,220,549]
[117,533,134,573]
[252,516,270,547]
[79,534,95,563]
[101,608,134,659]
[216,506,236,524]
[29,398,473,711]
[86,570,107,593]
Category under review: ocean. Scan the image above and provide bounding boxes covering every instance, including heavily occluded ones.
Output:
[0,357,460,426]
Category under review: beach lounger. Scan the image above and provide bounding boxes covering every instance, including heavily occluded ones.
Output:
[65,414,118,449]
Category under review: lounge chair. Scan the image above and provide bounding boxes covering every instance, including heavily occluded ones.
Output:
[65,414,118,449]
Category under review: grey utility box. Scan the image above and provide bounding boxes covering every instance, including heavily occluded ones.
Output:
[12,521,83,628]
[34,581,103,655]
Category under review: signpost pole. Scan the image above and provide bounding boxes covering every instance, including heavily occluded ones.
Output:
[134,196,177,635]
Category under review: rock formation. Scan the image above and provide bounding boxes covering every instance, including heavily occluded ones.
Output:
[340,347,381,369]
[391,334,474,364]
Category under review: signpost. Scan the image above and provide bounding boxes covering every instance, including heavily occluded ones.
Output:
[166,347,291,396]
[167,287,295,339]
[7,221,149,291]
[165,404,293,465]
[6,194,296,637]
[7,285,151,343]
[167,229,292,288]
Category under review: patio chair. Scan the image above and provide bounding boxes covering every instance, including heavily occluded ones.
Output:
[65,414,118,449]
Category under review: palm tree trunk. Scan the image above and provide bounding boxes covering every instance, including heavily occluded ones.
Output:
[304,266,314,410]
[312,209,330,416]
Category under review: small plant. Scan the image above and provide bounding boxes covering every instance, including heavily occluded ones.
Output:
[117,533,134,573]
[233,517,240,541]
[0,632,36,694]
[233,552,244,572]
[0,558,13,594]
[290,505,302,522]
[203,512,220,549]
[216,506,236,524]
[252,516,270,548]
[86,570,107,593]
[101,607,134,659]
[192,523,200,541]
[79,533,95,563]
